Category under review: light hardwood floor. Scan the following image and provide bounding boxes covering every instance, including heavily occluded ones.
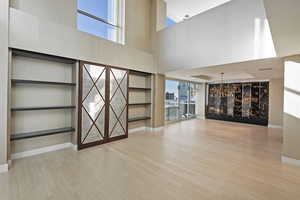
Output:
[1,119,300,200]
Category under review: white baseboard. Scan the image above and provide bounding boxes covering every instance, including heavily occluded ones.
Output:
[129,127,146,133]
[147,126,164,132]
[282,156,300,167]
[129,126,164,133]
[0,163,8,173]
[11,142,73,160]
[268,124,283,129]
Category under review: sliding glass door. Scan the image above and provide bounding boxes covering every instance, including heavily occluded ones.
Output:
[178,82,189,119]
[165,80,179,121]
[189,82,197,119]
[165,80,201,122]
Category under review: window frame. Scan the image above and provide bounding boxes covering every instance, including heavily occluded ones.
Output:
[77,0,125,44]
[165,79,201,122]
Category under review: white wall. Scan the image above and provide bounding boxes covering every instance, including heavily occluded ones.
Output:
[0,0,9,165]
[157,0,276,73]
[195,84,206,119]
[263,0,300,57]
[9,0,156,73]
[283,56,300,160]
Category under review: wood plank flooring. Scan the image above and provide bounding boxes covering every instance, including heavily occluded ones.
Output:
[1,119,300,200]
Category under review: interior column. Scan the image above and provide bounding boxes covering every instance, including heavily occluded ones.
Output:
[0,0,9,170]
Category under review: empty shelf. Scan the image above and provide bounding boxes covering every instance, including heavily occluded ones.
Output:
[11,106,76,111]
[129,103,151,106]
[128,116,151,122]
[12,79,76,86]
[11,127,75,141]
[129,87,151,91]
[129,70,152,76]
[12,49,76,64]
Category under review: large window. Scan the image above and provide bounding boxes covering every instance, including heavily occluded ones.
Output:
[165,80,179,121]
[166,17,176,27]
[77,0,125,44]
[165,80,202,122]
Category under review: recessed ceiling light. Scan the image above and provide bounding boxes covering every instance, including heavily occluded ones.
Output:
[183,15,190,20]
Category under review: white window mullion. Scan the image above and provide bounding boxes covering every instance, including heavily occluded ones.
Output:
[77,0,125,44]
[117,0,125,44]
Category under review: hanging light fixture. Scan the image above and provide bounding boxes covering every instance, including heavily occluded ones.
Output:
[220,72,225,97]
[220,72,224,85]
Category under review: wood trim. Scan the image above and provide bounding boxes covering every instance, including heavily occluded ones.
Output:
[11,79,76,86]
[11,106,76,111]
[104,67,110,141]
[129,87,151,91]
[78,62,129,150]
[77,61,84,150]
[107,67,129,139]
[126,70,129,138]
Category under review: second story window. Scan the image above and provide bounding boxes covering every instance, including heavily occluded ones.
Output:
[166,17,176,27]
[77,0,125,44]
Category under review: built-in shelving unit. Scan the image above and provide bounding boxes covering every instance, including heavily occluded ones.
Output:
[9,49,78,154]
[128,117,151,123]
[129,87,151,91]
[129,103,151,106]
[12,79,76,86]
[128,70,153,128]
[11,106,76,112]
[11,127,75,141]
[12,49,76,64]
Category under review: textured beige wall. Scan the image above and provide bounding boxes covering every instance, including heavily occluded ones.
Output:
[150,0,167,74]
[126,0,152,52]
[153,74,165,127]
[0,0,9,165]
[283,55,300,160]
[9,8,155,73]
[10,0,77,27]
[156,0,167,31]
[269,79,284,126]
[10,0,153,53]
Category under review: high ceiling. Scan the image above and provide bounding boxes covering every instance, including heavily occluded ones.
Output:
[165,57,284,83]
[165,0,232,22]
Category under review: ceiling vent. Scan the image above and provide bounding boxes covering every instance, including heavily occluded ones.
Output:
[259,68,273,71]
[191,75,212,80]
